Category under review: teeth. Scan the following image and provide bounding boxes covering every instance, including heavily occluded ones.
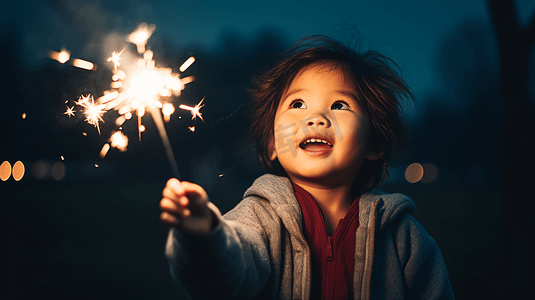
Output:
[303,138,332,146]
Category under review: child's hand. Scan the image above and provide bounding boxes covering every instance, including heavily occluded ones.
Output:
[160,178,215,235]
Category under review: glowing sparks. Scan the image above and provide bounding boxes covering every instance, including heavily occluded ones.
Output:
[22,113,26,119]
[188,126,196,132]
[179,97,205,122]
[64,106,75,117]
[61,156,65,161]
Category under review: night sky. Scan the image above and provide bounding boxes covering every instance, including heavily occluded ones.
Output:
[1,1,534,299]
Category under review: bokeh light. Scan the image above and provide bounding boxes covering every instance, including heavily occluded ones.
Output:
[51,162,66,181]
[12,161,25,181]
[1,161,11,181]
[32,160,51,180]
[421,163,438,183]
[405,163,424,183]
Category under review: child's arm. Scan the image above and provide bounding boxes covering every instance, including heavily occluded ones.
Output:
[160,179,275,299]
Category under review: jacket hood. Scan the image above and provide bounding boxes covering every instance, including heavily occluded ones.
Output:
[244,174,416,234]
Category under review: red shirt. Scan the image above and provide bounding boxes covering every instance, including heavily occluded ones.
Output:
[293,183,360,300]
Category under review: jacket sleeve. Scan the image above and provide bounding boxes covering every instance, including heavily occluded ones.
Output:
[165,199,278,300]
[392,213,455,300]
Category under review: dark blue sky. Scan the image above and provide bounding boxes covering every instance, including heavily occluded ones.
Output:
[2,0,534,122]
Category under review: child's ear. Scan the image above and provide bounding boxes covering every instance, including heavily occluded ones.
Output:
[365,143,383,161]
[268,138,277,161]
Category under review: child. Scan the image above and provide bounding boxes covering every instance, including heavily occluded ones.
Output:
[160,36,455,299]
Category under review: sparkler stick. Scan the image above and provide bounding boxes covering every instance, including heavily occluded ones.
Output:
[149,106,181,179]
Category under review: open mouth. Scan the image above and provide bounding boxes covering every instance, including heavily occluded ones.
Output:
[299,138,333,151]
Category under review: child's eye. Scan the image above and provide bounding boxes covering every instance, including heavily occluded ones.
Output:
[331,101,351,110]
[289,99,307,109]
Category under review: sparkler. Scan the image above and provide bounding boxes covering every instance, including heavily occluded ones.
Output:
[56,23,205,180]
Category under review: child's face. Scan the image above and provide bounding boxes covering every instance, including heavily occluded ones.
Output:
[270,63,381,187]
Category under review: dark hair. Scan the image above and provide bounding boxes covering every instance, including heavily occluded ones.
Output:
[248,35,416,194]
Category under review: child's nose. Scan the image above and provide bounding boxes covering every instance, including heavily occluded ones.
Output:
[305,113,331,127]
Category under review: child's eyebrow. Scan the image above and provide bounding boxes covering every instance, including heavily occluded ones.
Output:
[335,90,359,102]
[283,88,305,100]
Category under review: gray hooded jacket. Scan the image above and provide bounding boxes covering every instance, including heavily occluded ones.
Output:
[166,174,455,299]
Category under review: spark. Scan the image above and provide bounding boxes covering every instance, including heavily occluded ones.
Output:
[179,97,205,122]
[60,156,64,161]
[188,126,195,132]
[22,113,26,119]
[179,56,195,72]
[78,95,105,135]
[64,106,75,117]
[99,143,110,158]
[72,58,95,70]
[107,49,125,71]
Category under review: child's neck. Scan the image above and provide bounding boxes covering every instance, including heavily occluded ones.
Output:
[293,179,354,235]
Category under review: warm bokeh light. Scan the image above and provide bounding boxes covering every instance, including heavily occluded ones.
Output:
[12,161,25,181]
[22,113,26,119]
[405,163,424,183]
[51,162,66,181]
[0,161,11,181]
[421,163,438,183]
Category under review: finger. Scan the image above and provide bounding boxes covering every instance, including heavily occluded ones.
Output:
[166,178,185,196]
[161,197,191,217]
[160,197,182,214]
[162,187,183,203]
[160,212,180,227]
[180,181,209,203]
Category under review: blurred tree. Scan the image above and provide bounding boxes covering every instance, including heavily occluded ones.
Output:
[488,0,534,298]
